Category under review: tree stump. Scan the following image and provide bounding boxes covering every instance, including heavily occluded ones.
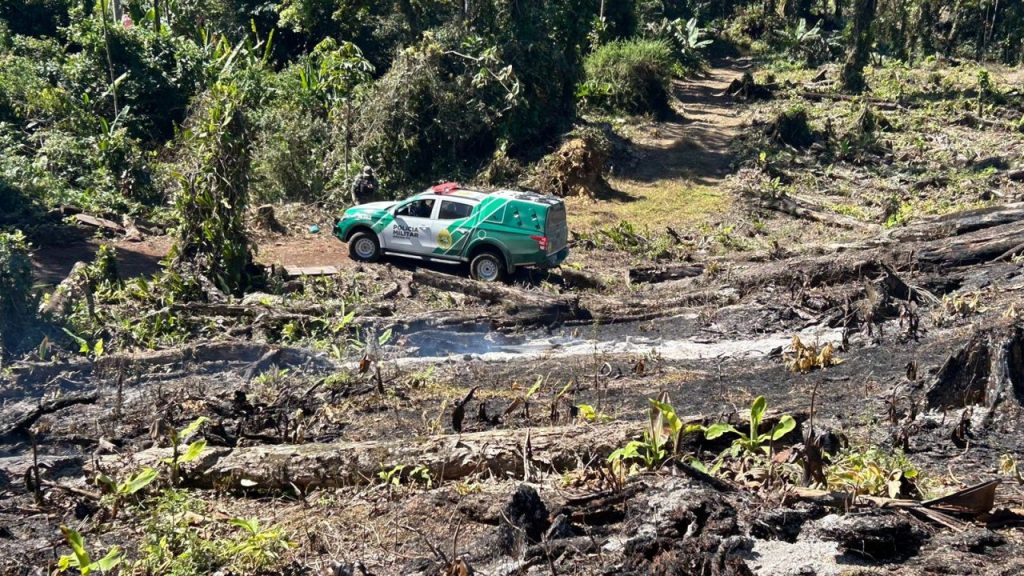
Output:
[925,320,1024,423]
[255,204,287,234]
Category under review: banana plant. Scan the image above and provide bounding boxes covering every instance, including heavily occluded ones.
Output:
[57,527,122,575]
[95,466,158,518]
[704,396,796,458]
[608,395,702,475]
[163,416,208,485]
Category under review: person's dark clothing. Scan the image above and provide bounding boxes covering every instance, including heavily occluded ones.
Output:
[352,174,378,204]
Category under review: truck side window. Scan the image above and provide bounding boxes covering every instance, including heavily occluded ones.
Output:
[396,199,434,218]
[437,200,473,220]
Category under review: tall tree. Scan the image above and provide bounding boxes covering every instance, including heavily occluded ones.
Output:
[840,0,875,92]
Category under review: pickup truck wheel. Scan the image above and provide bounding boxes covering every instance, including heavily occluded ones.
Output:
[470,251,505,282]
[349,231,381,262]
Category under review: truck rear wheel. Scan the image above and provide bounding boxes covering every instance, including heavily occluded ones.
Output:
[349,231,381,262]
[470,250,506,282]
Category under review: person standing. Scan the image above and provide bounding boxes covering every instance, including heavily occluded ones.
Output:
[351,166,379,205]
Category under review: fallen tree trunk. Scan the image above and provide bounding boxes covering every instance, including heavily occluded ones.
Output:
[103,422,640,491]
[96,411,802,491]
[38,261,93,320]
[889,203,1024,243]
[170,301,395,321]
[73,213,125,234]
[11,341,336,387]
[413,270,579,320]
[577,288,738,325]
[628,263,704,284]
[800,91,903,111]
[759,194,876,231]
[909,219,1024,269]
[0,392,98,440]
[730,255,890,292]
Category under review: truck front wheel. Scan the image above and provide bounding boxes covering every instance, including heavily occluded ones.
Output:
[349,231,381,262]
[470,250,506,282]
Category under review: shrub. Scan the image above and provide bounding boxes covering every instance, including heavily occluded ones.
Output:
[354,29,519,190]
[582,39,675,116]
[0,0,71,38]
[251,102,343,203]
[62,12,206,143]
[644,17,713,72]
[170,81,257,296]
[251,39,372,204]
[0,230,36,355]
[766,105,815,148]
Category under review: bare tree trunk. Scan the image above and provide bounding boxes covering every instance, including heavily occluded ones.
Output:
[944,0,963,57]
[841,0,876,93]
[111,0,122,22]
[101,0,120,115]
[154,0,161,31]
[916,0,936,57]
[833,0,842,22]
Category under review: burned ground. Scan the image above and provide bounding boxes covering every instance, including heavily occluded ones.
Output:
[3,60,1024,576]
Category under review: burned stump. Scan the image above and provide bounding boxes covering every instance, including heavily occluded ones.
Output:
[925,320,1024,421]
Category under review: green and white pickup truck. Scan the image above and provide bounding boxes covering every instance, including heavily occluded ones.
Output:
[333,183,569,282]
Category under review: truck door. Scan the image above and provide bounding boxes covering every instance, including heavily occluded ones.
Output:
[433,199,475,258]
[385,198,437,255]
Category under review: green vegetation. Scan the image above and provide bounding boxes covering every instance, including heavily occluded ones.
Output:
[826,446,921,498]
[608,397,695,475]
[57,526,122,575]
[582,39,676,116]
[0,230,35,354]
[95,466,159,519]
[608,395,927,499]
[133,489,292,574]
[703,395,796,458]
[162,417,209,486]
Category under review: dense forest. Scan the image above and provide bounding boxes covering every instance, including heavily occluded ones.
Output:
[2,1,1022,222]
[2,1,1024,575]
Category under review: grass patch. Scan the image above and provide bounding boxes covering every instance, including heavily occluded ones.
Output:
[830,203,871,221]
[566,179,731,231]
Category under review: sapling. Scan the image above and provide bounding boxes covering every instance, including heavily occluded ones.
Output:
[95,466,158,518]
[57,526,122,575]
[607,395,701,478]
[703,395,796,458]
[162,416,209,485]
